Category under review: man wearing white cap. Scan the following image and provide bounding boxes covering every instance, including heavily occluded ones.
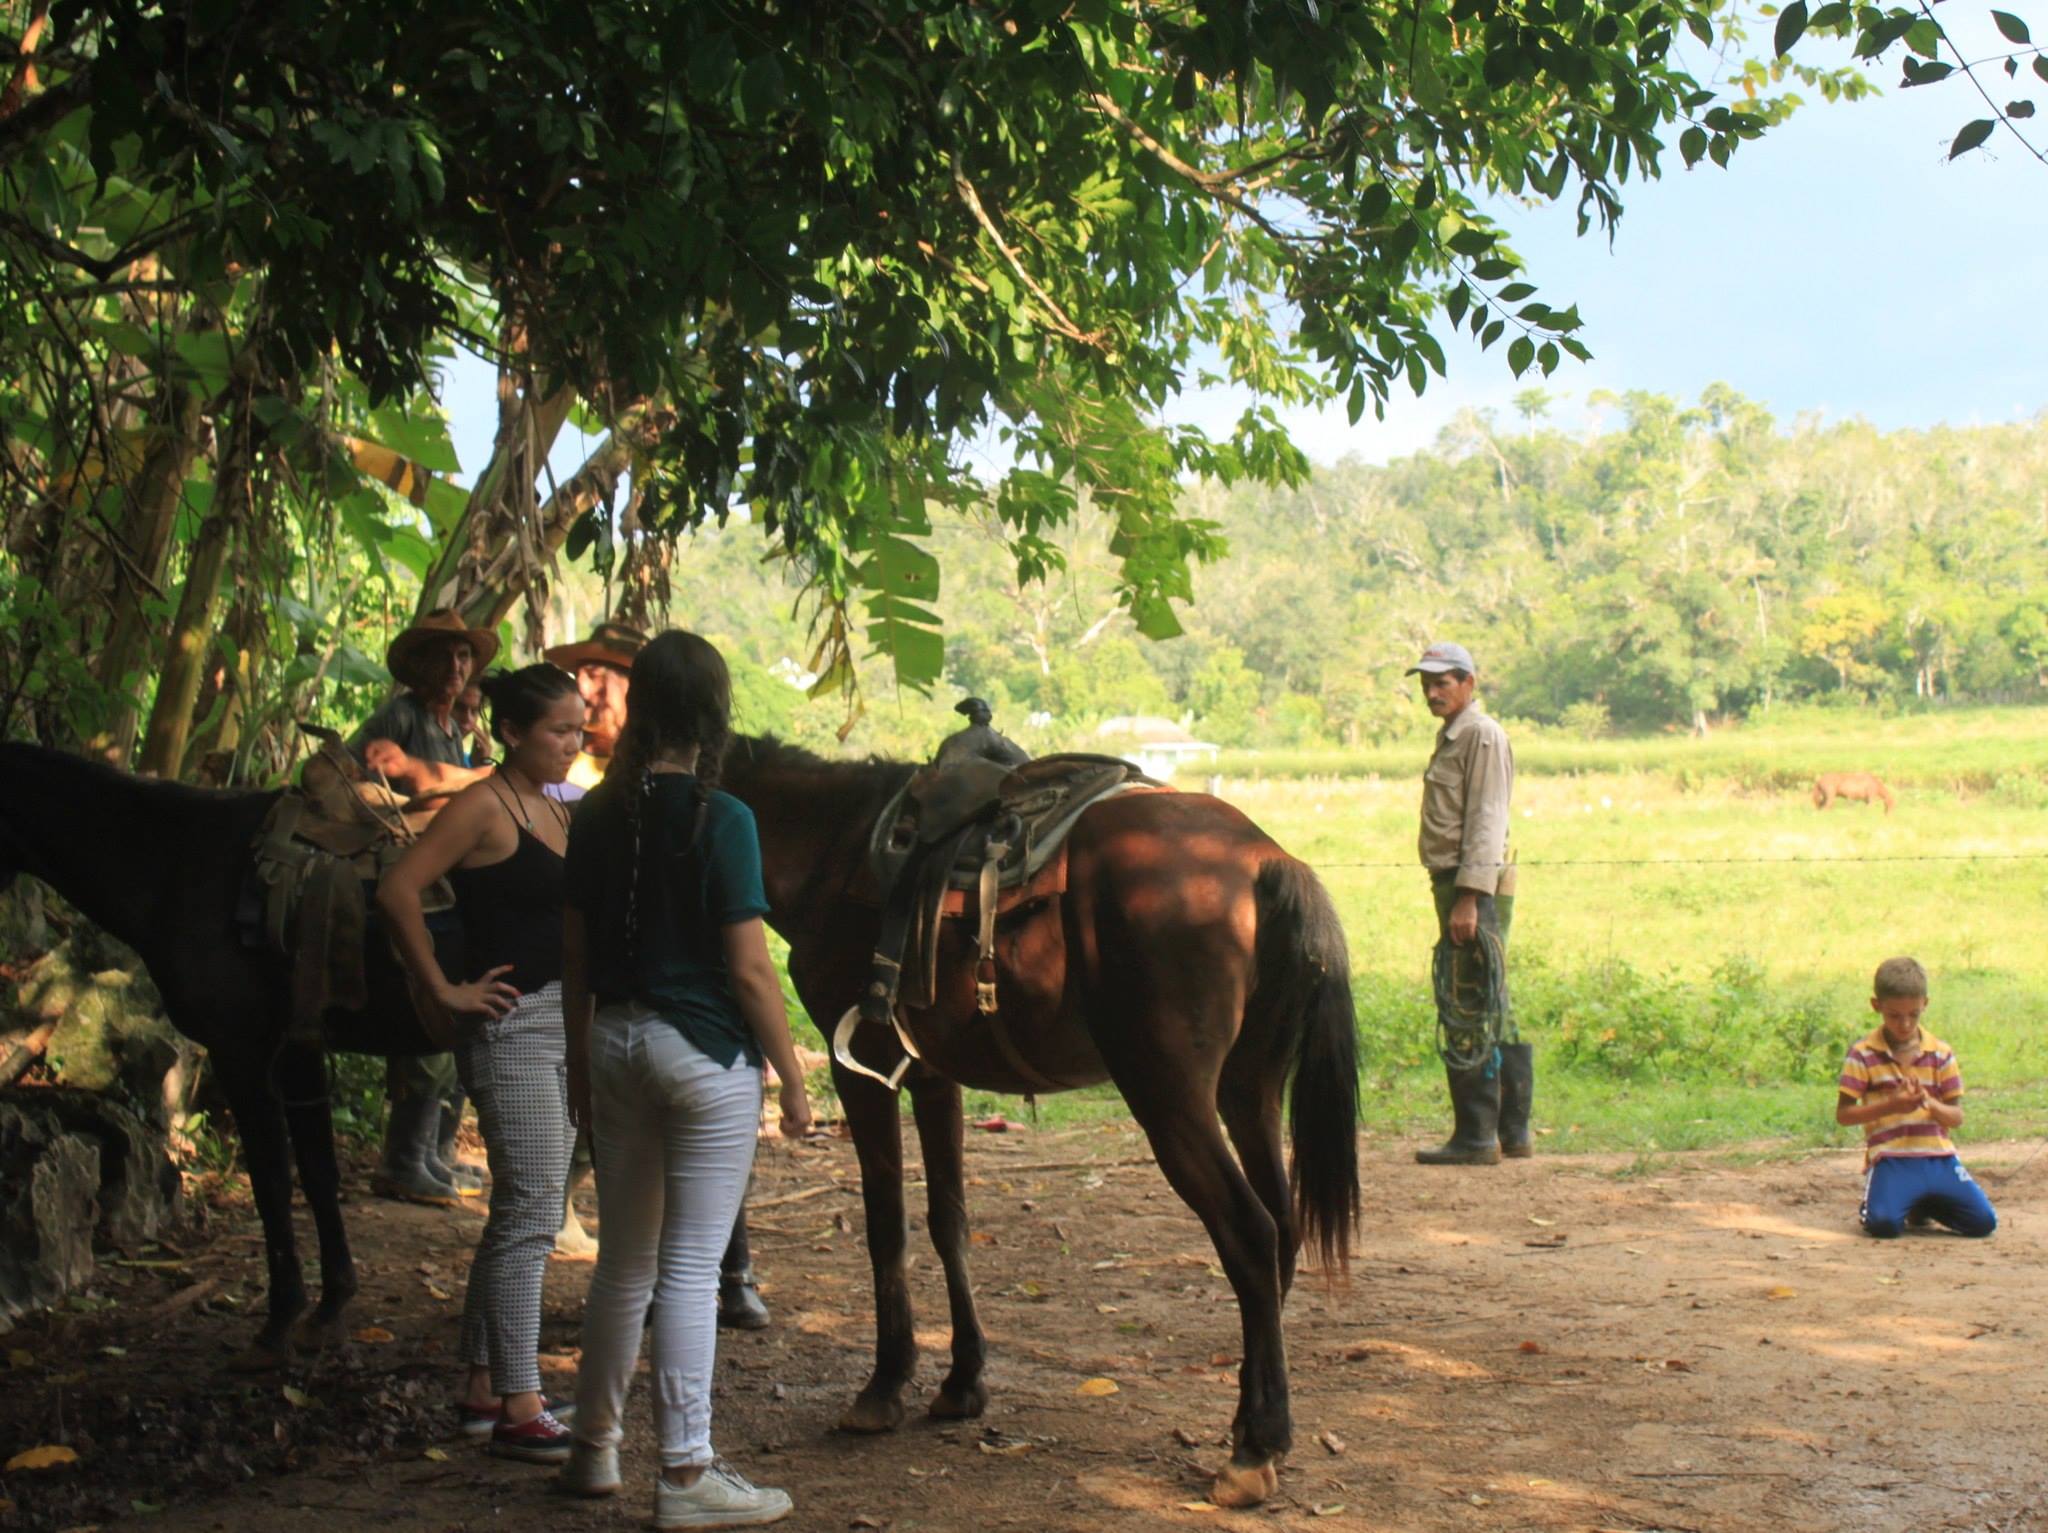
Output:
[1408,642,1531,1165]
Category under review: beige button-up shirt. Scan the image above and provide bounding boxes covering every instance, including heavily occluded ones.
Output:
[1418,703,1516,896]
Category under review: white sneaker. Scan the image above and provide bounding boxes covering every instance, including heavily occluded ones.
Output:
[652,1461,793,1528]
[558,1439,620,1497]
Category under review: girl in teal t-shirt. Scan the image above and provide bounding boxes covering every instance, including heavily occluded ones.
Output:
[558,631,811,1529]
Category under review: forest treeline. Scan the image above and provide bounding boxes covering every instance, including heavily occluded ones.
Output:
[680,385,2048,755]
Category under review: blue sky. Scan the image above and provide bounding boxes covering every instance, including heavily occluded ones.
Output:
[441,22,2047,482]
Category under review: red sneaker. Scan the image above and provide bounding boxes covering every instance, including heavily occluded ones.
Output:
[455,1401,500,1440]
[491,1406,575,1463]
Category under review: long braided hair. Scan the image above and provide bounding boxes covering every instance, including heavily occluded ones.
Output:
[607,631,733,974]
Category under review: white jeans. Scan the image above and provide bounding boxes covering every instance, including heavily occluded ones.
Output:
[573,1005,762,1468]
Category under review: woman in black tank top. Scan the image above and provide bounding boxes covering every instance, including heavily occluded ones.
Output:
[379,663,587,1465]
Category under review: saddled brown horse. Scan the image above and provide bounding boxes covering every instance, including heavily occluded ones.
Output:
[722,738,1360,1508]
[0,743,439,1362]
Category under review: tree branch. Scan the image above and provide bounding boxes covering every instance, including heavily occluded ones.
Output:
[950,154,1105,349]
[1085,91,1308,244]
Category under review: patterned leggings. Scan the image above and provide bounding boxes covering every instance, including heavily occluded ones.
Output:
[453,983,572,1396]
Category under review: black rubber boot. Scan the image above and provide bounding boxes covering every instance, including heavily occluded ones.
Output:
[1497,1043,1534,1159]
[717,1213,771,1331]
[1414,1062,1503,1166]
[433,1092,484,1195]
[374,1090,461,1204]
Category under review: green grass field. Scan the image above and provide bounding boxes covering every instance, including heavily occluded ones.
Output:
[797,704,2048,1158]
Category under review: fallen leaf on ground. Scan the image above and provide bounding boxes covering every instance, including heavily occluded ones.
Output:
[1527,1478,1553,1487]
[1076,1376,1120,1397]
[976,1440,1032,1456]
[5,1444,79,1471]
[849,1515,887,1529]
[1311,1504,1347,1517]
[1467,1492,1491,1507]
[1208,1352,1238,1368]
[1172,1427,1200,1448]
[970,1231,996,1246]
[1624,1246,1646,1255]
[1875,1275,1901,1286]
[1096,1304,1120,1315]
[353,1325,396,1343]
[1527,1216,1555,1227]
[1318,1430,1347,1455]
[282,1385,313,1407]
[99,1345,127,1358]
[1517,1340,1545,1354]
[1662,1359,1693,1372]
[1767,1286,1797,1300]
[130,1499,164,1515]
[422,1447,450,1462]
[1178,1503,1219,1514]
[426,1285,452,1301]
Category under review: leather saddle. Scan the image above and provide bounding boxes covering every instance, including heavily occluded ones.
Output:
[244,729,454,1046]
[857,752,1154,1035]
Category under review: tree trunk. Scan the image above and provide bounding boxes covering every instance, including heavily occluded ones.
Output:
[415,378,576,617]
[136,409,255,780]
[86,380,207,763]
[468,411,658,631]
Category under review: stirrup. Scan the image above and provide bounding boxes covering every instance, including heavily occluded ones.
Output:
[832,1004,915,1092]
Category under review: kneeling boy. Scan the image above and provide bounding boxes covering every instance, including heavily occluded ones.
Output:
[1836,957,1996,1240]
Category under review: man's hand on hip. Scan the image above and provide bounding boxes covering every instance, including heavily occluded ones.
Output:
[1449,890,1481,944]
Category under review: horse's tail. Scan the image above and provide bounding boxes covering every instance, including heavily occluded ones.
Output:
[1251,855,1360,1276]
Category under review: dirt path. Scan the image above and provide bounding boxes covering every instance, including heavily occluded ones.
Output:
[4,1124,2045,1533]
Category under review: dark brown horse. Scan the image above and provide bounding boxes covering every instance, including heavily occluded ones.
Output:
[0,743,436,1362]
[723,738,1360,1508]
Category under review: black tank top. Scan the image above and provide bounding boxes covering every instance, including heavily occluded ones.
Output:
[447,782,568,995]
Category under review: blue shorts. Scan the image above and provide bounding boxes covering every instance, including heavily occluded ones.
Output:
[1860,1154,1996,1240]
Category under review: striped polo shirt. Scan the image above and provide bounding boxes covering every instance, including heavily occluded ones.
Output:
[1838,1025,1964,1161]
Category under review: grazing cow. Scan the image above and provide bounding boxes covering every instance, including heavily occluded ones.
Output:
[1813,772,1895,814]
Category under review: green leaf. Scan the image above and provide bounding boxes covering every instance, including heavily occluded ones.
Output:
[1507,335,1535,376]
[2035,56,2048,83]
[1774,0,1809,56]
[1471,257,1518,280]
[1497,282,1537,302]
[1948,118,1995,158]
[1680,125,1708,165]
[1992,10,2030,44]
[367,404,461,473]
[739,52,785,126]
[2009,99,2036,119]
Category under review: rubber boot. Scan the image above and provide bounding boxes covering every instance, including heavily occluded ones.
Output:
[717,1212,771,1331]
[1497,1043,1534,1159]
[374,1090,461,1204]
[553,1147,599,1262]
[434,1092,484,1196]
[1414,1061,1503,1166]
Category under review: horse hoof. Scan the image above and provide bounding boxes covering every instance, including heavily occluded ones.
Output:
[1211,1460,1280,1508]
[229,1341,292,1375]
[927,1379,988,1420]
[837,1394,906,1434]
[294,1311,348,1353]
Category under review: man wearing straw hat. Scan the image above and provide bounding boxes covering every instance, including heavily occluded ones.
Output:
[1409,641,1532,1167]
[351,608,501,799]
[543,619,647,794]
[353,609,499,1204]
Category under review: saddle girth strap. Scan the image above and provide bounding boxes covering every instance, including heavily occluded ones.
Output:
[974,838,1010,1015]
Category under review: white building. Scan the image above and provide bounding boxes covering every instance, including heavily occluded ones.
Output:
[1093,716,1220,783]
